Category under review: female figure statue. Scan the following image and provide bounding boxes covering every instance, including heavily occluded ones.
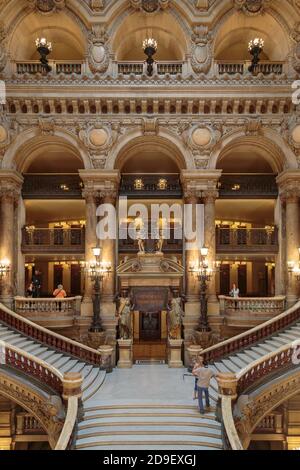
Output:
[167,296,185,340]
[118,297,133,340]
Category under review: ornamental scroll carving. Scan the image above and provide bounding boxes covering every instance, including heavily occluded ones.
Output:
[130,0,169,13]
[191,26,213,74]
[291,22,300,73]
[233,0,272,15]
[0,21,7,72]
[27,0,65,14]
[88,25,109,74]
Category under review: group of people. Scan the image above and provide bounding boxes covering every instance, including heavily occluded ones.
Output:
[27,271,67,299]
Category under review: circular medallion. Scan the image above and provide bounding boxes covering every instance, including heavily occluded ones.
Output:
[0,125,7,143]
[89,129,108,147]
[292,125,300,144]
[192,128,212,147]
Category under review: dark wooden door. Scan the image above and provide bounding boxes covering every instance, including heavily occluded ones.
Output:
[139,312,161,341]
[71,264,81,295]
[53,265,63,290]
[220,264,230,295]
[238,265,247,296]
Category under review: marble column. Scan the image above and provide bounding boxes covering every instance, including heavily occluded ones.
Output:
[81,189,97,316]
[0,177,22,308]
[98,190,118,355]
[203,190,219,315]
[283,190,299,305]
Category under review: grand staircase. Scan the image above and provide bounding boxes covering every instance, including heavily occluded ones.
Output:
[1,300,300,450]
[0,323,106,403]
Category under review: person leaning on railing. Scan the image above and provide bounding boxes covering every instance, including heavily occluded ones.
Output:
[53,284,67,312]
[229,283,240,310]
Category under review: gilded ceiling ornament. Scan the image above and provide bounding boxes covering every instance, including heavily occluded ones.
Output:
[130,0,169,13]
[27,0,65,14]
[234,0,272,15]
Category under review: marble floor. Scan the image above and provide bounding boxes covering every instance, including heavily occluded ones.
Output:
[86,365,196,406]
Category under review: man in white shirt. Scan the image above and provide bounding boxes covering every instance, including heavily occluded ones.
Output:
[192,356,217,415]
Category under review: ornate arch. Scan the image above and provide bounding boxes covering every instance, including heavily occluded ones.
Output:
[208,128,298,173]
[106,127,193,171]
[2,127,92,172]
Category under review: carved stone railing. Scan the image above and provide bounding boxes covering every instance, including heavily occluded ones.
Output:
[117,61,183,76]
[216,60,285,76]
[219,296,286,328]
[22,227,85,254]
[0,303,105,367]
[216,227,279,253]
[202,300,300,364]
[22,174,83,200]
[14,60,85,75]
[0,343,83,449]
[253,411,283,434]
[14,297,82,329]
[16,412,46,436]
[217,343,300,450]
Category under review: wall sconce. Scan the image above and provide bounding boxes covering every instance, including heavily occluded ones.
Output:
[157,178,168,190]
[134,178,144,190]
[0,260,10,279]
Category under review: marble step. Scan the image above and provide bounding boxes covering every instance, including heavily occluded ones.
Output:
[77,445,222,450]
[77,425,222,438]
[278,332,299,341]
[82,371,106,402]
[228,355,248,369]
[221,359,240,373]
[78,417,221,430]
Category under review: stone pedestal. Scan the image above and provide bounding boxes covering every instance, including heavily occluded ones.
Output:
[98,344,114,372]
[168,339,184,368]
[87,331,105,350]
[187,344,203,370]
[117,339,133,368]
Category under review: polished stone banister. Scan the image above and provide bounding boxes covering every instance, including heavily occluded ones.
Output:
[202,300,300,363]
[0,303,103,366]
[217,341,299,450]
[0,343,82,450]
[219,295,285,313]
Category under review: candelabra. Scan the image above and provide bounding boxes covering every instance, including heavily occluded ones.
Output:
[248,38,264,73]
[36,37,52,72]
[288,248,300,282]
[189,247,213,332]
[143,38,158,76]
[86,247,112,333]
[0,260,10,279]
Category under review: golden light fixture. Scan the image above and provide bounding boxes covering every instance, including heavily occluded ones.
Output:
[157,178,168,190]
[134,178,144,190]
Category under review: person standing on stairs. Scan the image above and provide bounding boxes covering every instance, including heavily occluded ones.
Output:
[192,356,217,415]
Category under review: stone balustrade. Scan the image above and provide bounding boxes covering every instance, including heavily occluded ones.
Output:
[16,412,46,436]
[117,61,183,76]
[253,412,283,434]
[216,60,285,76]
[219,295,286,328]
[14,296,83,330]
[14,60,85,75]
[22,227,85,254]
[216,227,279,253]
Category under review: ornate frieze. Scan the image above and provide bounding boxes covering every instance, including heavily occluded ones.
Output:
[234,0,272,15]
[291,22,300,73]
[78,121,121,168]
[88,25,109,74]
[130,0,169,13]
[0,21,7,72]
[191,26,213,74]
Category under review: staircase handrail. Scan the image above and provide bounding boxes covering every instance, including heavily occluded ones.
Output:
[0,302,103,366]
[219,339,299,450]
[1,341,81,450]
[201,300,300,363]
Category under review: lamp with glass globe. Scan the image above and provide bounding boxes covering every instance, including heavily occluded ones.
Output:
[143,38,158,76]
[248,38,264,73]
[36,37,52,72]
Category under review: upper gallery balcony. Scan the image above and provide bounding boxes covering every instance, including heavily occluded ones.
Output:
[21,227,85,254]
[216,227,279,254]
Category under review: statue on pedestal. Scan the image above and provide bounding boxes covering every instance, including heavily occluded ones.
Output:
[167,296,185,340]
[117,296,134,340]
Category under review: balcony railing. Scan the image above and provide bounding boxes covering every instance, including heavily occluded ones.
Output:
[216,60,285,76]
[253,412,283,435]
[16,412,46,436]
[117,61,183,76]
[22,227,85,254]
[14,60,85,75]
[120,174,182,198]
[219,295,286,329]
[216,227,279,253]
